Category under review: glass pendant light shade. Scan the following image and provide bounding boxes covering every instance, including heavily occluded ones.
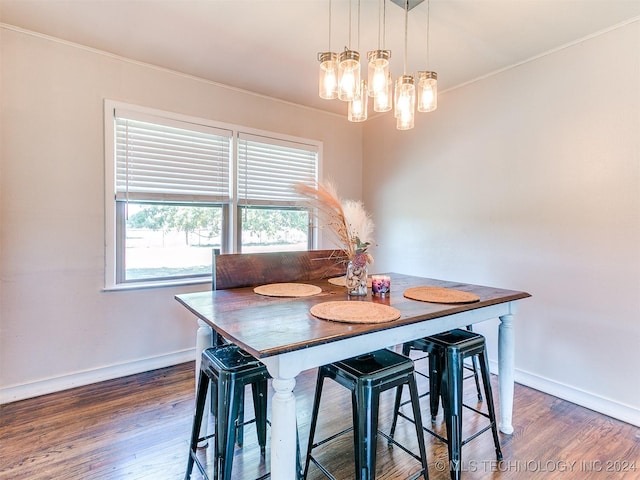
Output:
[338,50,360,101]
[318,52,339,100]
[367,50,391,98]
[395,75,415,130]
[373,72,393,112]
[396,114,414,130]
[417,71,437,112]
[349,80,369,122]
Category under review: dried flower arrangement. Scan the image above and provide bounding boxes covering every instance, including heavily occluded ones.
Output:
[295,181,374,267]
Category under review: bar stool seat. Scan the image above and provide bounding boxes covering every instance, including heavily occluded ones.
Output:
[391,329,502,480]
[304,349,429,480]
[185,344,270,480]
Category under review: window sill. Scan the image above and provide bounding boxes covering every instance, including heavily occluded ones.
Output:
[102,277,212,292]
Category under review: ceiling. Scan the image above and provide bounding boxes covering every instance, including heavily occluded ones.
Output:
[2,0,639,116]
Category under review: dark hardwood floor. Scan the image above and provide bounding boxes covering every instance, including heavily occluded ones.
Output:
[1,356,638,479]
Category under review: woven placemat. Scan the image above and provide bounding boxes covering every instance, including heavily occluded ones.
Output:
[403,286,480,304]
[328,276,373,288]
[310,301,401,324]
[253,283,322,297]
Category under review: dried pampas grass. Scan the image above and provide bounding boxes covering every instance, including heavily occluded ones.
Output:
[295,180,374,262]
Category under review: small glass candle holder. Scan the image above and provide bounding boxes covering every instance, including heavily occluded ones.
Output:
[371,275,391,295]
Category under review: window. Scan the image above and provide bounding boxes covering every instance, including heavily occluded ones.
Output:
[237,133,318,253]
[104,101,319,288]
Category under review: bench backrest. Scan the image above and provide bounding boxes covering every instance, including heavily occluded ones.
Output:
[213,249,347,290]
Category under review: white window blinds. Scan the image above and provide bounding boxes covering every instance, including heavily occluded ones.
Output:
[237,133,318,207]
[115,110,232,203]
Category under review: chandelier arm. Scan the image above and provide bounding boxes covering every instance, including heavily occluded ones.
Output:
[328,0,332,51]
[357,0,361,52]
[377,0,380,49]
[426,0,430,68]
[403,0,408,74]
[348,0,352,49]
[383,0,387,48]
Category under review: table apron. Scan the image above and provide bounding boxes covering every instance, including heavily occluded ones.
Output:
[261,301,516,379]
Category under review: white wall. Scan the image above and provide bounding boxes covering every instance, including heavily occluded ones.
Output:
[0,26,363,402]
[363,21,640,425]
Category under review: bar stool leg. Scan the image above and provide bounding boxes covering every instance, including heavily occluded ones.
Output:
[465,326,483,401]
[469,355,483,402]
[354,384,379,480]
[389,340,418,440]
[429,352,442,421]
[479,350,503,461]
[407,374,430,479]
[185,369,210,480]
[303,369,326,479]
[216,373,242,480]
[389,383,404,441]
[236,389,245,447]
[442,347,464,480]
[251,378,269,455]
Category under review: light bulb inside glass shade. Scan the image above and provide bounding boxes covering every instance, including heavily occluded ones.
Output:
[417,71,437,112]
[340,70,356,99]
[318,52,338,100]
[373,72,393,112]
[372,65,386,93]
[348,80,368,122]
[395,75,415,130]
[396,108,415,130]
[394,75,415,119]
[367,50,390,98]
[338,50,360,101]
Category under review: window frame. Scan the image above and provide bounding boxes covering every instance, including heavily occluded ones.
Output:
[104,100,321,290]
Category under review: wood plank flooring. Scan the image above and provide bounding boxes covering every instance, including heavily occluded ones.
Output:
[1,357,638,479]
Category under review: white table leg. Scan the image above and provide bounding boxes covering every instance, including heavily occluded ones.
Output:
[270,376,298,480]
[498,313,515,434]
[195,319,213,445]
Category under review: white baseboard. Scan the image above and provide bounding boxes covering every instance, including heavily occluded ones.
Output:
[0,348,196,405]
[488,359,640,428]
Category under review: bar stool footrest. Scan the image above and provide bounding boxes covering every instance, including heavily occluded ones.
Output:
[309,428,427,480]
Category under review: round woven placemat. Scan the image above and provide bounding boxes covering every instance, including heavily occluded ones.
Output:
[253,283,322,297]
[310,301,401,324]
[328,276,373,288]
[403,286,480,304]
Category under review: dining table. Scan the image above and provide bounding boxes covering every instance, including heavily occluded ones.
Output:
[175,272,530,480]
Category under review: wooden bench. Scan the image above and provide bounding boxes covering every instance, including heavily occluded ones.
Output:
[213,249,347,290]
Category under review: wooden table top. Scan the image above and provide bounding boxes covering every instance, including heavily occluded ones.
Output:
[175,273,530,359]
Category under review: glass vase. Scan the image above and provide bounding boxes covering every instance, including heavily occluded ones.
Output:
[346,259,368,296]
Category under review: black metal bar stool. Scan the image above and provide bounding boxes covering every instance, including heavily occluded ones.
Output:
[185,344,270,480]
[391,329,502,480]
[304,349,429,480]
[399,326,483,408]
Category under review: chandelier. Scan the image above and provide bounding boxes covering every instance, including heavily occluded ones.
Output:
[318,0,437,130]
